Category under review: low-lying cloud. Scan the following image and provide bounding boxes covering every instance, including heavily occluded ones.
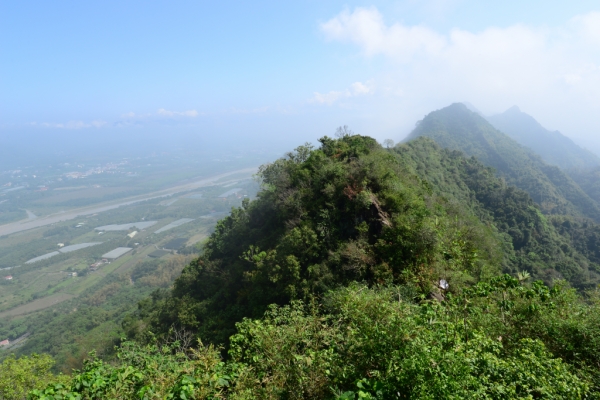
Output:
[156,108,199,117]
[310,81,373,105]
[29,108,200,130]
[123,108,200,119]
[30,120,107,129]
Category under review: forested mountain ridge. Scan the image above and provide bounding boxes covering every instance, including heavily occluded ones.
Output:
[396,138,600,288]
[487,105,600,170]
[22,134,600,399]
[126,135,505,345]
[485,105,600,212]
[405,103,600,221]
[120,134,600,346]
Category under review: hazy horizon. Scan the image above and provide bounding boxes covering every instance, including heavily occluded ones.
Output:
[3,1,600,163]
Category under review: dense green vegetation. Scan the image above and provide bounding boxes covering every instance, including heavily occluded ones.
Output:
[126,136,600,348]
[487,105,600,170]
[0,353,69,400]
[126,135,507,345]
[568,166,600,204]
[397,138,600,288]
[27,278,600,399]
[12,134,600,398]
[406,103,600,221]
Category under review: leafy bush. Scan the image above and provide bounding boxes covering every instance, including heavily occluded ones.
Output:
[0,353,68,400]
[31,279,598,398]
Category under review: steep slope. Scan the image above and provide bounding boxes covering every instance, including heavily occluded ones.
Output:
[124,135,600,347]
[397,138,600,287]
[487,106,600,170]
[568,167,600,204]
[129,135,504,344]
[405,103,600,221]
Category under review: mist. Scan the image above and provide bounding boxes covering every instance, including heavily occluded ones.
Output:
[3,1,600,163]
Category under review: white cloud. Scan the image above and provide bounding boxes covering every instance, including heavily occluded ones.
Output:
[121,111,140,118]
[157,108,199,117]
[569,11,600,45]
[319,7,600,142]
[321,7,446,61]
[32,120,107,129]
[350,82,371,95]
[90,120,107,128]
[311,91,346,105]
[321,7,549,66]
[228,106,270,114]
[113,109,200,129]
[310,81,373,105]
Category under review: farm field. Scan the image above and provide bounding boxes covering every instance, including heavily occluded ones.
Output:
[0,145,272,226]
[0,166,256,237]
[0,293,74,318]
[0,162,260,366]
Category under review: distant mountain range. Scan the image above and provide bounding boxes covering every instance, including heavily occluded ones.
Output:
[404,103,600,221]
[487,106,600,170]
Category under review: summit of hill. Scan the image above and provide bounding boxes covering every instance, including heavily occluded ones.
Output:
[404,103,600,222]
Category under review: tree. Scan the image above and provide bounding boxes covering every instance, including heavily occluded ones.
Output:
[335,125,353,138]
[0,353,66,400]
[383,139,394,148]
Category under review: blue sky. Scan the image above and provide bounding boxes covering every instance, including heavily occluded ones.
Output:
[2,1,600,154]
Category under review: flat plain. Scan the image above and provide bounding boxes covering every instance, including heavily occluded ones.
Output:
[0,158,260,359]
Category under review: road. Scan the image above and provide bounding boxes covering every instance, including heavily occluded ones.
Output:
[0,167,257,237]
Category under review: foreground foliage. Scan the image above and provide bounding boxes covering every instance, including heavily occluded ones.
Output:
[31,278,600,398]
[0,354,68,400]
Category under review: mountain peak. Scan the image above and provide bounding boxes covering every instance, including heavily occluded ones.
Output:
[461,102,483,115]
[404,103,600,221]
[487,106,600,170]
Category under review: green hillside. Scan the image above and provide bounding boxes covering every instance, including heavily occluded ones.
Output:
[486,106,600,210]
[568,167,600,204]
[405,103,600,221]
[119,135,597,349]
[397,138,600,288]
[487,106,600,170]
[19,134,600,398]
[127,135,505,345]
